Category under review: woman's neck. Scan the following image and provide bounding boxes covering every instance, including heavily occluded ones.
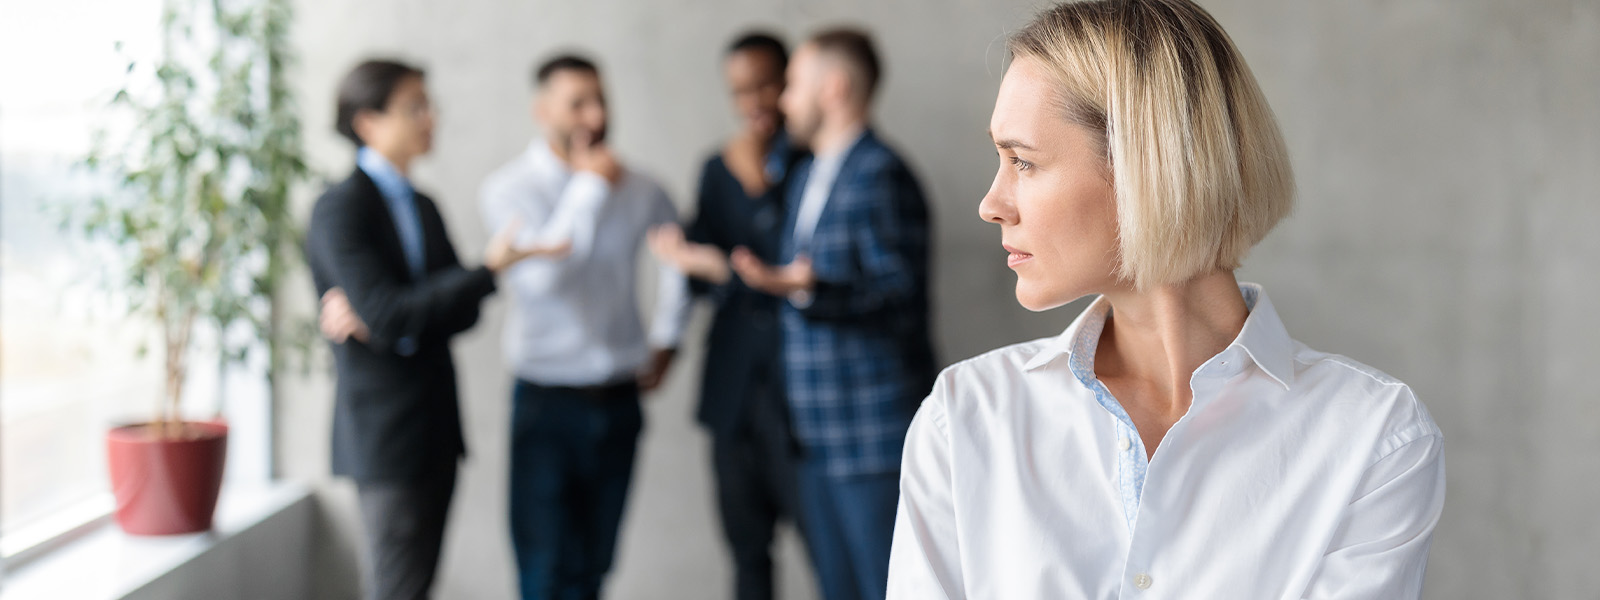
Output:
[1095,270,1249,413]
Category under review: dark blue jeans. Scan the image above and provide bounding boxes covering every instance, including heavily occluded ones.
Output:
[796,460,900,600]
[510,380,643,600]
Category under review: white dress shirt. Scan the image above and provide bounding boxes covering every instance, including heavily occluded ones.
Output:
[888,284,1445,599]
[480,140,690,386]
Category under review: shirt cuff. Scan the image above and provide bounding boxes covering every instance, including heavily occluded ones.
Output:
[647,322,684,349]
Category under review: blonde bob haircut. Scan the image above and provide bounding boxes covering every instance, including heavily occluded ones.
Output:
[1009,0,1294,289]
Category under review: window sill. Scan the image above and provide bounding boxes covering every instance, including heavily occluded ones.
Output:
[0,481,311,600]
[1,494,116,566]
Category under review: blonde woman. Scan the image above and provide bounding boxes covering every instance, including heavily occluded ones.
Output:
[887,1,1445,598]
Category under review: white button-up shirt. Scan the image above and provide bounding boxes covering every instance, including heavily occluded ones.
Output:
[480,140,689,386]
[888,284,1445,599]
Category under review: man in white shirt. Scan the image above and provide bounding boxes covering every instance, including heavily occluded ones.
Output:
[479,54,689,600]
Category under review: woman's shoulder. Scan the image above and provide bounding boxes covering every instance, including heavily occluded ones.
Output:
[943,336,1055,373]
[922,336,1064,411]
[1289,342,1441,447]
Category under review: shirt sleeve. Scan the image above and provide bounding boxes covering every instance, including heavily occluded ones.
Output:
[308,191,496,356]
[1300,420,1445,599]
[888,382,964,599]
[535,171,609,260]
[480,170,605,294]
[682,159,738,306]
[645,186,691,349]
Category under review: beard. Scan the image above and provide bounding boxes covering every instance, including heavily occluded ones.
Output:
[784,108,821,149]
[555,124,609,154]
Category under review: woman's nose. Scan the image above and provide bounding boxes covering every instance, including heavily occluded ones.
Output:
[978,178,1015,225]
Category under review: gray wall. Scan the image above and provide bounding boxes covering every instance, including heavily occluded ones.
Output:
[277,0,1600,598]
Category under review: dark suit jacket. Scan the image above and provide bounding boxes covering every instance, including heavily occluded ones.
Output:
[778,129,936,477]
[305,168,496,483]
[684,149,797,437]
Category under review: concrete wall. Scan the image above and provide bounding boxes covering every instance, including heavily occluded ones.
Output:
[277,0,1600,598]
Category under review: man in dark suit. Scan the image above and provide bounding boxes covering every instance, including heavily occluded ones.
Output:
[305,59,560,600]
[648,32,810,600]
[730,30,935,600]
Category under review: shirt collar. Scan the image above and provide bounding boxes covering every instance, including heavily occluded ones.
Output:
[811,127,867,170]
[1229,283,1295,389]
[1023,282,1295,390]
[356,146,414,202]
[526,138,568,177]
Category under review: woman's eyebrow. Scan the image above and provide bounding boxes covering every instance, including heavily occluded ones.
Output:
[988,130,1037,151]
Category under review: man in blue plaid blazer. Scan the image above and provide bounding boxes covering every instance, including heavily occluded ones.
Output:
[732,29,935,600]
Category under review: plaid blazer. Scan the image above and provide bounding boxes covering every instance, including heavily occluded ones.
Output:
[780,129,937,478]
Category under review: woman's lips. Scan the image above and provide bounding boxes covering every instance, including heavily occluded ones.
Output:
[1004,244,1033,268]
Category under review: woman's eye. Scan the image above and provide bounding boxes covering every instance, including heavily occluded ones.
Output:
[1009,156,1032,172]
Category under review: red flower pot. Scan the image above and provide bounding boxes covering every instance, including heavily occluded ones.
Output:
[106,421,228,535]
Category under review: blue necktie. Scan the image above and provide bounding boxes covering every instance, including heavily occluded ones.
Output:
[387,188,426,280]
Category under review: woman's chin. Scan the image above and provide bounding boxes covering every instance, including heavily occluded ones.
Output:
[1015,284,1070,313]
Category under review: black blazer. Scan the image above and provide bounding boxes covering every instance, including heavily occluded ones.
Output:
[684,150,797,437]
[304,168,496,483]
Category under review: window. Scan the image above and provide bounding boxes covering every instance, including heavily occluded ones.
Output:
[1,0,272,564]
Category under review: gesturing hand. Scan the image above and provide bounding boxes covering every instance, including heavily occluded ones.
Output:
[485,217,572,273]
[320,287,369,344]
[570,131,623,184]
[647,224,731,284]
[729,247,814,298]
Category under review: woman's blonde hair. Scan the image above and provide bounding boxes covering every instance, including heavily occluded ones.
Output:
[1010,0,1294,289]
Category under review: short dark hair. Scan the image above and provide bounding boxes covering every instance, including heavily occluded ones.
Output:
[534,53,600,87]
[335,59,424,147]
[810,28,881,101]
[726,32,788,71]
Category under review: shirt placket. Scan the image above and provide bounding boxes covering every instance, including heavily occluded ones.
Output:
[1088,380,1149,533]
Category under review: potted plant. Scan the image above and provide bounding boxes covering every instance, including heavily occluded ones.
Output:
[73,0,308,535]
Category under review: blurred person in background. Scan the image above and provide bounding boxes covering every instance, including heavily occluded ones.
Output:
[887,1,1445,598]
[648,31,812,600]
[730,28,935,600]
[479,53,690,600]
[307,59,562,600]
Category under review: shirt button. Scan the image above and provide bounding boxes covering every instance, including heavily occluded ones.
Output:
[1133,573,1152,589]
[1119,437,1132,451]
